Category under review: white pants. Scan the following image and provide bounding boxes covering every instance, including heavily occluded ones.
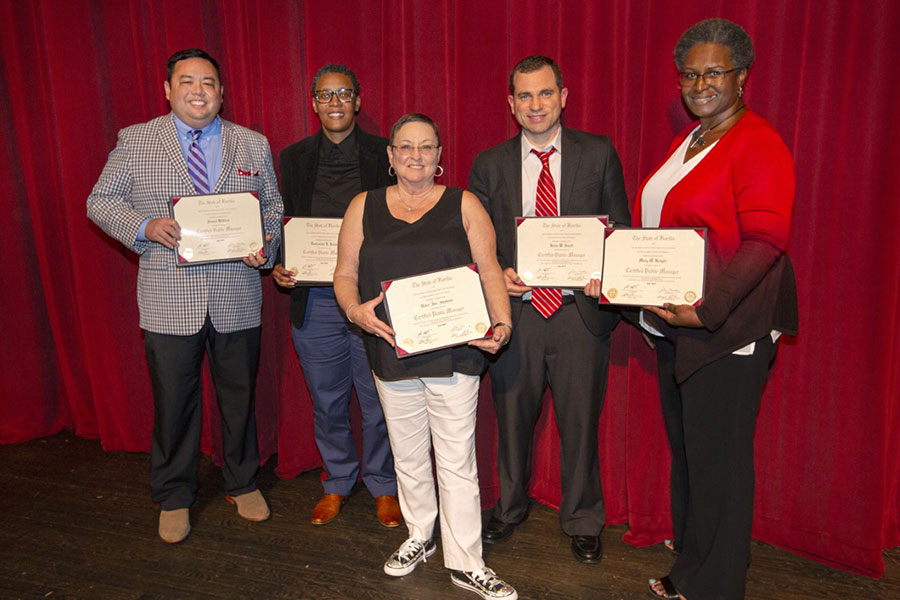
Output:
[374,373,484,571]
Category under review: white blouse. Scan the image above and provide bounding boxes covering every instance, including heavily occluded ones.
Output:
[641,126,713,228]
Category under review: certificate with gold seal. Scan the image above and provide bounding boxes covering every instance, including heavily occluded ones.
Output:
[600,228,707,306]
[381,265,493,358]
[282,217,341,284]
[171,192,265,266]
[515,216,608,288]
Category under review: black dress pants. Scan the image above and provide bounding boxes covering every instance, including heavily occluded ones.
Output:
[655,337,687,554]
[144,316,261,510]
[668,334,778,600]
[488,300,609,536]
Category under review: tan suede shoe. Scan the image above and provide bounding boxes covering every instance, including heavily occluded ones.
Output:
[375,495,402,528]
[159,508,190,543]
[310,493,345,525]
[225,489,270,522]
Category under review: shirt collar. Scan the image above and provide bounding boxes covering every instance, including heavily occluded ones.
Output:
[320,126,358,160]
[520,126,562,162]
[172,114,221,139]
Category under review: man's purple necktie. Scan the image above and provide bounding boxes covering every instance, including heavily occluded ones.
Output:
[187,129,210,194]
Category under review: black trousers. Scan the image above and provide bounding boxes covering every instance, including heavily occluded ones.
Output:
[655,337,687,554]
[667,334,778,600]
[488,300,610,536]
[144,316,261,510]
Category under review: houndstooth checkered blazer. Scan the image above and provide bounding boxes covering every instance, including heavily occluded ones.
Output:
[87,113,284,336]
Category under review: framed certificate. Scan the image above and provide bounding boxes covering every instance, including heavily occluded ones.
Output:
[600,228,707,306]
[381,264,493,358]
[515,215,608,288]
[282,217,341,284]
[170,192,265,266]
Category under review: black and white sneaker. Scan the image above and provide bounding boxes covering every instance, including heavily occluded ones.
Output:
[450,567,518,600]
[383,537,437,576]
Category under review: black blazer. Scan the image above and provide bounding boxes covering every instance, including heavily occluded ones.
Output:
[468,126,631,336]
[279,126,394,328]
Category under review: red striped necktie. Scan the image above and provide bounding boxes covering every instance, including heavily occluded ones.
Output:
[530,148,562,318]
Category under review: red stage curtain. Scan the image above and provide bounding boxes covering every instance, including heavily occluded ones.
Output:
[1,0,897,578]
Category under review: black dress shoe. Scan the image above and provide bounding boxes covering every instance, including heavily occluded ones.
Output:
[571,535,602,563]
[482,516,519,544]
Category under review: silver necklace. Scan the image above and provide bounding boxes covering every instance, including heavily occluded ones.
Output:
[690,104,746,149]
[397,185,435,212]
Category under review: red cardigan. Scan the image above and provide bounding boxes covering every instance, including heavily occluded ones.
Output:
[634,111,799,381]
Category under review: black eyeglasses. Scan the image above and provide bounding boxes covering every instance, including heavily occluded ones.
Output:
[313,88,356,103]
[678,68,740,86]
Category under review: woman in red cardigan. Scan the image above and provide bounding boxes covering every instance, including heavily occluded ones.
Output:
[589,18,798,600]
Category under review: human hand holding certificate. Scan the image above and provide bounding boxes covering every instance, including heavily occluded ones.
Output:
[171,192,264,266]
[381,265,492,358]
[600,228,707,306]
[282,217,341,284]
[515,216,608,287]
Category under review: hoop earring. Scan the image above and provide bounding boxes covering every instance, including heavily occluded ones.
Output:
[389,166,396,177]
[435,165,444,177]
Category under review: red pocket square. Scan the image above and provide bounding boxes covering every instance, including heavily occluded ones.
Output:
[237,168,252,176]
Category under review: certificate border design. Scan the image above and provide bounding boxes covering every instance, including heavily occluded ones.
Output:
[170,191,265,267]
[281,216,343,285]
[513,215,609,289]
[599,227,707,306]
[381,264,493,358]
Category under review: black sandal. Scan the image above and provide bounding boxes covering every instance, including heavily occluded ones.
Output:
[648,576,681,599]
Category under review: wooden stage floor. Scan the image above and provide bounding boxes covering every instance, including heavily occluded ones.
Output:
[1,433,896,599]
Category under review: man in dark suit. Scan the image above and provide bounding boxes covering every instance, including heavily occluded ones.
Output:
[468,55,630,564]
[274,65,400,527]
[87,48,282,543]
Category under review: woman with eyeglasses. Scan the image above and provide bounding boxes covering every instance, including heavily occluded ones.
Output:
[334,113,516,600]
[612,18,796,600]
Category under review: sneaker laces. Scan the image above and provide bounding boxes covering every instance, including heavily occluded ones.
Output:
[470,567,504,590]
[396,538,427,564]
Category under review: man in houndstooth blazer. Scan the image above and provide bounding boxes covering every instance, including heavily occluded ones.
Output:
[87,48,283,544]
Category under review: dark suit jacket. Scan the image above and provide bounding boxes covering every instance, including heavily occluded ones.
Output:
[468,126,630,336]
[279,126,393,328]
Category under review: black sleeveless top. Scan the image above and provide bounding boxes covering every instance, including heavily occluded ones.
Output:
[359,186,485,379]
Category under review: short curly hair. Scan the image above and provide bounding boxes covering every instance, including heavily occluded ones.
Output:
[310,64,360,96]
[674,18,755,71]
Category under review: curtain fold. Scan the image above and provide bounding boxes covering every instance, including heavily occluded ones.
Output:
[1,0,897,577]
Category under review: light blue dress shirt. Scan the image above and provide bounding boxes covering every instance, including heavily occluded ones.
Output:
[137,114,224,240]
